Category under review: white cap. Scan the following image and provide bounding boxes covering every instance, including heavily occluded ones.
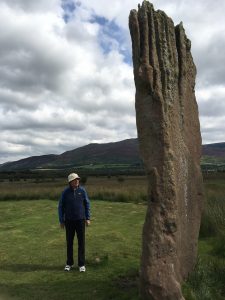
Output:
[68,173,80,183]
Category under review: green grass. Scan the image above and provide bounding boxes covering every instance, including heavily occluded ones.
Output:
[0,200,146,300]
[182,249,225,300]
[183,175,225,300]
[1,175,225,299]
[0,176,148,203]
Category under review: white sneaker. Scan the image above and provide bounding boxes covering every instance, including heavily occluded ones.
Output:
[79,266,86,272]
[64,264,73,271]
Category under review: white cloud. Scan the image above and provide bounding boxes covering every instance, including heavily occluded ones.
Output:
[0,0,224,164]
[2,0,61,13]
[197,86,225,117]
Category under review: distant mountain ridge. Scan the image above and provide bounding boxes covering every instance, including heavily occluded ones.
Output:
[202,142,225,158]
[0,138,225,171]
[0,139,140,171]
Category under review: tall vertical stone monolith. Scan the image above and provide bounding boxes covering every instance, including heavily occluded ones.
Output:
[129,2,204,299]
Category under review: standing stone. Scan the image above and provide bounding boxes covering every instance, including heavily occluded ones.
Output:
[129,2,204,299]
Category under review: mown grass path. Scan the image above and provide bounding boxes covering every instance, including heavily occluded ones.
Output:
[0,200,146,300]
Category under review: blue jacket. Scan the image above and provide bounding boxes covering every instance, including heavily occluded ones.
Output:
[58,185,90,224]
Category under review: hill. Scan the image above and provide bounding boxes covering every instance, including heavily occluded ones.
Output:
[202,142,225,158]
[53,138,140,166]
[0,138,140,172]
[0,138,225,172]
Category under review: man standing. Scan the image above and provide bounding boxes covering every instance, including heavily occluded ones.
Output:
[58,173,91,272]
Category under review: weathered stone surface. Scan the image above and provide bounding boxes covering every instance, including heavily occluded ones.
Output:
[129,2,204,299]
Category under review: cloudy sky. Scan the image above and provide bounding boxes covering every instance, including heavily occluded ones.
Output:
[0,0,225,164]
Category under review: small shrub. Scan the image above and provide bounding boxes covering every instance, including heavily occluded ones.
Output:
[80,176,88,185]
[117,176,125,183]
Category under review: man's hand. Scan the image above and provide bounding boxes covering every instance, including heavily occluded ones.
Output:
[60,223,65,229]
[86,220,91,226]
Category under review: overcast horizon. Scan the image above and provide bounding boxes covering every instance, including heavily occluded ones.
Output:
[1,0,225,164]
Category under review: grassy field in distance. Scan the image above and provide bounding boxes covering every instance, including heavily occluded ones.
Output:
[0,175,148,203]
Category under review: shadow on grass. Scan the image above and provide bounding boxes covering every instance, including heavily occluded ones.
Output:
[0,269,140,300]
[0,263,62,272]
[1,255,110,273]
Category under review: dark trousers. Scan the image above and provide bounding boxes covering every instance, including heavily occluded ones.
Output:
[65,219,85,267]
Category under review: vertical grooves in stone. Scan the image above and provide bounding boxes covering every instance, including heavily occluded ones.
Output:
[129,10,140,70]
[175,24,184,96]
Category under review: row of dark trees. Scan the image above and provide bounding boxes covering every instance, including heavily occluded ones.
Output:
[0,166,146,182]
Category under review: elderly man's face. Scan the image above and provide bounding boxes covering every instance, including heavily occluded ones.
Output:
[70,179,79,189]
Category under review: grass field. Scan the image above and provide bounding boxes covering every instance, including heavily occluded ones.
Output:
[0,175,225,299]
[0,176,148,203]
[0,200,146,300]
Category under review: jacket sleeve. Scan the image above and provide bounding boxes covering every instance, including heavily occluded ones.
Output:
[82,188,91,220]
[58,190,65,224]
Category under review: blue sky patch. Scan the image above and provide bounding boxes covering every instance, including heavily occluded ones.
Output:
[61,0,80,23]
[60,2,132,64]
[91,15,132,64]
